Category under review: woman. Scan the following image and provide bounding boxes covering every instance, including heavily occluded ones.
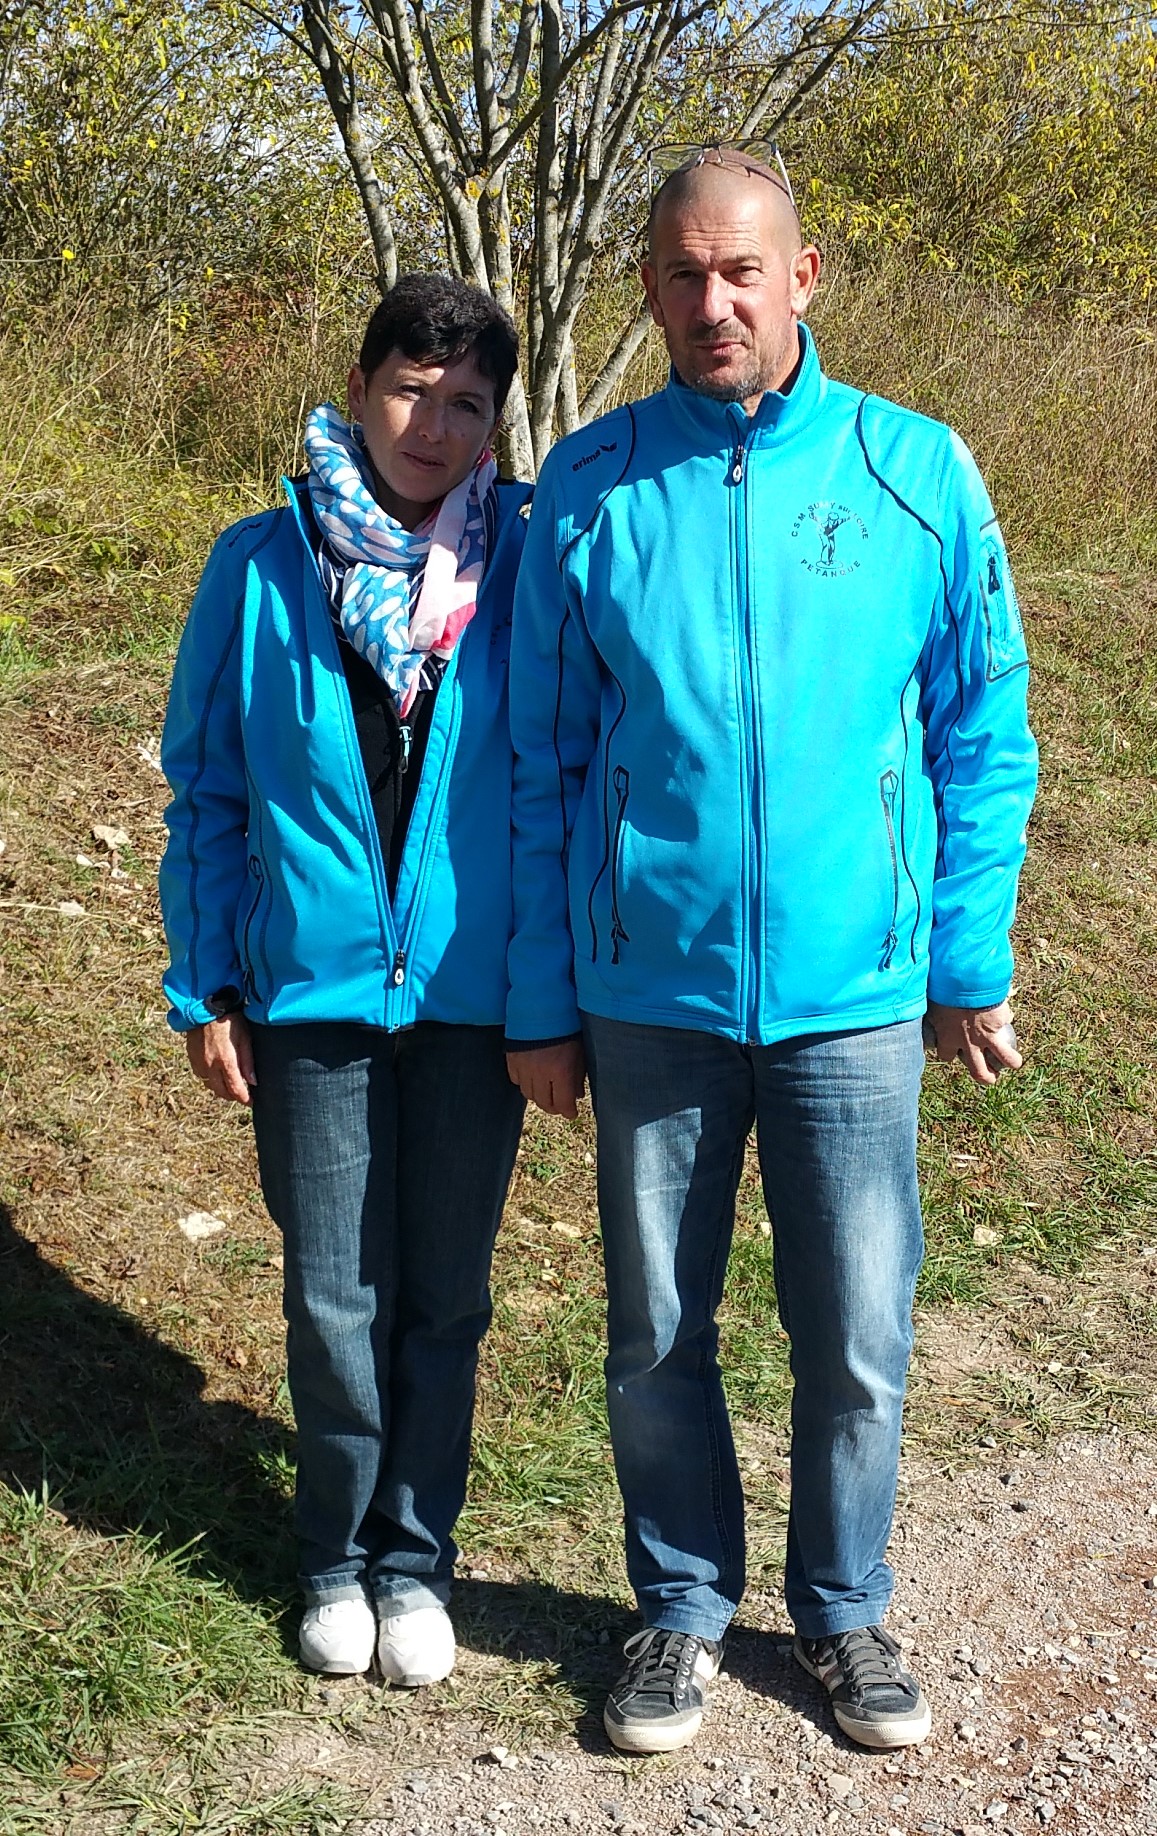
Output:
[159,274,529,1684]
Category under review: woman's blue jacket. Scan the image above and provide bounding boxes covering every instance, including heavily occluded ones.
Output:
[507,328,1038,1046]
[160,478,531,1033]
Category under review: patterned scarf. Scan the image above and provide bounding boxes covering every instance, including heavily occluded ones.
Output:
[304,402,496,716]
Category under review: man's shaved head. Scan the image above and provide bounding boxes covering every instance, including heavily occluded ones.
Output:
[641,157,821,413]
[646,158,800,265]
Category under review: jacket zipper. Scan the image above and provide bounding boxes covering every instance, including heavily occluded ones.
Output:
[609,766,631,965]
[730,421,760,1039]
[587,669,629,964]
[878,769,901,970]
[393,664,465,1016]
[241,854,266,1003]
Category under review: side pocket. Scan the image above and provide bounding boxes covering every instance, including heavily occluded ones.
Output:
[609,766,631,966]
[240,854,266,1003]
[878,770,900,971]
[979,522,1027,680]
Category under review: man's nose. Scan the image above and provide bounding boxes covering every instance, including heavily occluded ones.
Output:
[699,274,734,324]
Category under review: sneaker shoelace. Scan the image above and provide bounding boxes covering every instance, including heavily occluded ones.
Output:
[621,1628,703,1700]
[828,1626,913,1703]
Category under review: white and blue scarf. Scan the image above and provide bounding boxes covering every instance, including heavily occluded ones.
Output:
[304,402,496,716]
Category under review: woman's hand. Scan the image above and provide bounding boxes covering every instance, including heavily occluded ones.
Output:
[187,1013,257,1105]
[506,1040,586,1118]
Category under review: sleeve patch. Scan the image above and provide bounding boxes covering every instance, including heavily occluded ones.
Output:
[979,526,1027,679]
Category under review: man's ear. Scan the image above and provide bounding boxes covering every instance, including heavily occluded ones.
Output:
[789,245,822,318]
[641,261,665,328]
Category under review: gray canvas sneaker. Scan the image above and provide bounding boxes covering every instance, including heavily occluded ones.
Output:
[604,1627,723,1753]
[794,1624,932,1748]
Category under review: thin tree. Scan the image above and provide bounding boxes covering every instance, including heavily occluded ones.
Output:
[268,0,886,473]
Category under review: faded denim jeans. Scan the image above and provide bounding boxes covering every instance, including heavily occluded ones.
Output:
[251,1021,524,1611]
[582,1014,925,1642]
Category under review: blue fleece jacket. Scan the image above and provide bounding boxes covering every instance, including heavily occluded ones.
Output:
[160,478,531,1033]
[507,328,1038,1046]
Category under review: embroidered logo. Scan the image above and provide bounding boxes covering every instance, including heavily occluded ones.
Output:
[792,501,868,576]
[571,441,618,472]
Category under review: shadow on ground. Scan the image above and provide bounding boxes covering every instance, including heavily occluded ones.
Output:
[0,1199,296,1607]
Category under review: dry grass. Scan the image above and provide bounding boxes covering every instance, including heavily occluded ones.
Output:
[2,279,1156,1823]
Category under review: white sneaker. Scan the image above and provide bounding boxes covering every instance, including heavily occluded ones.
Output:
[298,1597,376,1675]
[376,1603,456,1686]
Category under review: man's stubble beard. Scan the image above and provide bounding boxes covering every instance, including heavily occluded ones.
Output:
[676,320,796,406]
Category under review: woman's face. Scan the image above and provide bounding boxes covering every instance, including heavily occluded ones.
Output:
[348,349,498,528]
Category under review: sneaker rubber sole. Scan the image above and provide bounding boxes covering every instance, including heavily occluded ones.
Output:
[603,1645,721,1754]
[793,1635,932,1749]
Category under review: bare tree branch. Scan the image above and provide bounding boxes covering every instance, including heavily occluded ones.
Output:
[580,307,654,419]
[300,0,398,290]
[497,0,538,110]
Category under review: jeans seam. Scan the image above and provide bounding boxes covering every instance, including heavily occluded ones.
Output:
[699,1132,745,1596]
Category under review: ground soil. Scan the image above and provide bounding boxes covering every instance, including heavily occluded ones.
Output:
[228,1436,1157,1836]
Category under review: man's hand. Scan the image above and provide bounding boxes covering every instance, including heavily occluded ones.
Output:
[187,1012,257,1105]
[506,1040,586,1118]
[924,999,1022,1088]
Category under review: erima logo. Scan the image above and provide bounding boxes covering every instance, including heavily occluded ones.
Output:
[571,442,618,472]
[791,501,868,577]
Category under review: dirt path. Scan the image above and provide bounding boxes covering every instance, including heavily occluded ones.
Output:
[229,1436,1157,1836]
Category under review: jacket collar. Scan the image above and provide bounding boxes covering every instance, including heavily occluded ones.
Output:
[662,323,825,451]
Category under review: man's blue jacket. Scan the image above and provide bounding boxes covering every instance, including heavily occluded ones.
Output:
[507,327,1038,1047]
[160,479,531,1033]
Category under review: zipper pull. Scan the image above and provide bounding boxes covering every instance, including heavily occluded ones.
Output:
[730,440,746,485]
[398,723,412,774]
[392,949,406,987]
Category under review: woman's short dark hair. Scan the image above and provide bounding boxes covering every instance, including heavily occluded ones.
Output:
[359,274,520,416]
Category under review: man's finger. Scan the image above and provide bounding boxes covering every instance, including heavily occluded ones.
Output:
[960,1042,998,1087]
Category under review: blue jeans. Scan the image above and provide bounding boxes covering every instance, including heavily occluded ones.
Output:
[251,1022,524,1610]
[582,1014,925,1642]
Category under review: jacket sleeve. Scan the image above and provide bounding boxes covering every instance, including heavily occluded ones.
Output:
[506,451,604,1043]
[919,431,1038,1009]
[158,530,251,1032]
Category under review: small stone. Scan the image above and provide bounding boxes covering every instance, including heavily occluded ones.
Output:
[826,1774,855,1799]
[1011,1499,1031,1513]
[957,1722,978,1742]
[984,1808,1009,1824]
[1011,1736,1028,1752]
[599,1803,621,1820]
[1037,1806,1056,1826]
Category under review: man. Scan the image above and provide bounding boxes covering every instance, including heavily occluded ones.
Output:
[505,146,1037,1756]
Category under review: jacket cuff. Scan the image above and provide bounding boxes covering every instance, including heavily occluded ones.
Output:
[926,977,1012,1012]
[503,1032,582,1053]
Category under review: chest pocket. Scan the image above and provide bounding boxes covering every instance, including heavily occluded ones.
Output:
[979,522,1027,680]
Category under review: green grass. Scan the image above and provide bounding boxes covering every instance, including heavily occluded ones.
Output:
[0,1486,295,1779]
[1,292,1156,1819]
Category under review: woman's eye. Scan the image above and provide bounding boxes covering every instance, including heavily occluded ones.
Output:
[453,400,481,416]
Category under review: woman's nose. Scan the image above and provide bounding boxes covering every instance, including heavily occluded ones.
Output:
[409,396,445,441]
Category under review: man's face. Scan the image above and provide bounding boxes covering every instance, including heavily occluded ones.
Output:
[642,170,820,413]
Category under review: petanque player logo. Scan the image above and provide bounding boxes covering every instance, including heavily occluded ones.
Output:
[793,501,868,577]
